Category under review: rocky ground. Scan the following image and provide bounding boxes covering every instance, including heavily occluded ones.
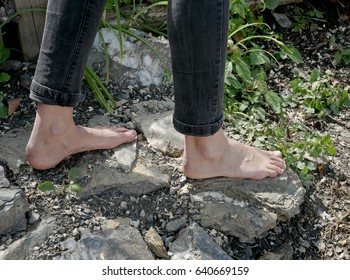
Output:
[0,1,349,260]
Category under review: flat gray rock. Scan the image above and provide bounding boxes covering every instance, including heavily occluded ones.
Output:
[0,216,55,260]
[0,188,29,235]
[78,147,170,198]
[169,222,232,260]
[60,218,154,260]
[188,170,305,242]
[0,128,30,173]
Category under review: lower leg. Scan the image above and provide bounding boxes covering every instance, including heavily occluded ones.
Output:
[25,103,136,170]
[169,0,285,179]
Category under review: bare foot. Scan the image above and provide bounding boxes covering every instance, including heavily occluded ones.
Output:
[183,129,285,180]
[25,104,137,170]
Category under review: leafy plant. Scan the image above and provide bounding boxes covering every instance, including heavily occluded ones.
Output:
[334,48,350,66]
[224,0,302,121]
[37,167,83,193]
[66,167,83,193]
[289,68,350,118]
[290,2,324,33]
[263,122,336,184]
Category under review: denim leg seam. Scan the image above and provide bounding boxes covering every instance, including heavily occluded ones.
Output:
[211,0,225,123]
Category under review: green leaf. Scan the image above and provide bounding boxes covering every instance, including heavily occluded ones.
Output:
[67,183,82,193]
[0,47,10,64]
[230,77,243,89]
[254,79,268,93]
[265,0,280,10]
[235,60,251,80]
[307,161,317,171]
[286,47,303,63]
[310,68,320,82]
[327,145,337,155]
[297,161,306,170]
[250,50,270,65]
[0,104,8,118]
[68,167,82,182]
[0,72,10,83]
[38,181,55,192]
[232,3,246,18]
[265,91,282,114]
[334,52,342,64]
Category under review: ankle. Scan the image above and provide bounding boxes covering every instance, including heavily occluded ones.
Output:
[184,131,227,161]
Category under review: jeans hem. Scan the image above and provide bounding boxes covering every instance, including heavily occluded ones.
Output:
[29,80,85,107]
[173,115,223,136]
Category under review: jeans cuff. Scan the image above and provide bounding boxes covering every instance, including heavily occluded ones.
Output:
[173,115,223,136]
[30,80,85,107]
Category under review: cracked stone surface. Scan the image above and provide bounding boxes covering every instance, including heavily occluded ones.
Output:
[188,170,305,242]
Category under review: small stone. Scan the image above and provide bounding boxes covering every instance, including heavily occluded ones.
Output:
[166,216,187,232]
[338,239,347,247]
[72,228,80,236]
[130,220,140,228]
[140,210,146,218]
[336,246,344,253]
[27,212,40,225]
[120,201,128,210]
[314,240,326,251]
[298,246,306,253]
[178,184,190,195]
[20,74,32,90]
[144,227,169,259]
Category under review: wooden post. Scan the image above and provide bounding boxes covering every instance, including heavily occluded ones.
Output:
[13,0,47,61]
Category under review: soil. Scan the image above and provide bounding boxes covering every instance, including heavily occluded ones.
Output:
[0,0,349,260]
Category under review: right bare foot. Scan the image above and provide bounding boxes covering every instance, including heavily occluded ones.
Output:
[25,104,137,170]
[183,129,286,180]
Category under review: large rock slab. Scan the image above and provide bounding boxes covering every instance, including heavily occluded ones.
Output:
[0,216,55,260]
[188,170,305,242]
[0,128,30,173]
[78,145,170,199]
[0,188,30,235]
[90,28,171,87]
[169,222,232,260]
[60,218,154,260]
[131,100,183,157]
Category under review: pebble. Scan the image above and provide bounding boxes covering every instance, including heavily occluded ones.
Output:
[120,201,128,209]
[139,210,146,218]
[33,246,40,251]
[165,216,187,232]
[72,228,80,236]
[27,212,40,225]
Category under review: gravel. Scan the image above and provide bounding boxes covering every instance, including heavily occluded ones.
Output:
[1,0,349,260]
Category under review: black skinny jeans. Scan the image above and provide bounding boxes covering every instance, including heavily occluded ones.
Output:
[30,0,230,136]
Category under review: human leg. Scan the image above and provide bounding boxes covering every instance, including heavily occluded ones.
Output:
[168,0,285,179]
[26,0,136,170]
